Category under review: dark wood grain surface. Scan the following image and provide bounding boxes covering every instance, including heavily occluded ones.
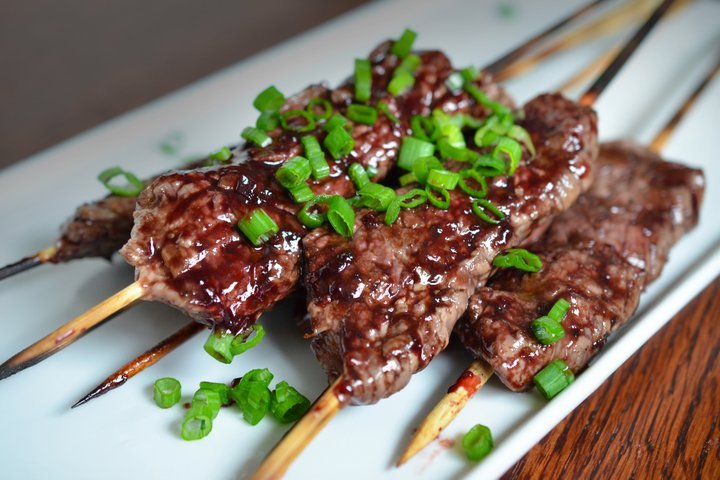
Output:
[2,1,718,478]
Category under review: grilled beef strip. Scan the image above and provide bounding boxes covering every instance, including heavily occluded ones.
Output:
[458,140,705,391]
[304,93,598,405]
[120,42,513,335]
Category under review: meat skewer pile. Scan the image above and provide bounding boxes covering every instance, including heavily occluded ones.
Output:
[398,47,716,468]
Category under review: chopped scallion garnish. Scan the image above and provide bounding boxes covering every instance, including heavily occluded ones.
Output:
[241,126,272,147]
[377,101,399,124]
[533,359,575,399]
[427,169,459,190]
[325,195,355,237]
[425,184,450,209]
[306,98,333,121]
[203,331,235,364]
[237,208,280,246]
[493,137,522,175]
[354,59,372,103]
[298,196,326,228]
[230,324,265,356]
[98,167,145,197]
[256,111,280,131]
[356,183,396,211]
[347,104,378,125]
[390,28,417,59]
[458,169,488,198]
[199,381,231,405]
[471,198,505,224]
[547,298,571,322]
[270,381,311,424]
[153,377,181,408]
[253,85,285,113]
[398,137,435,171]
[388,68,415,96]
[208,146,232,164]
[275,156,312,189]
[349,163,370,190]
[530,316,566,345]
[473,155,506,177]
[230,370,272,426]
[301,135,330,180]
[324,126,355,160]
[280,110,316,133]
[324,113,349,132]
[181,411,213,441]
[462,424,493,461]
[492,248,542,272]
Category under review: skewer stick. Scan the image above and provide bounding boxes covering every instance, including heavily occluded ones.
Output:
[483,0,610,75]
[0,282,144,381]
[493,0,657,82]
[71,321,204,408]
[397,360,493,466]
[556,43,622,93]
[0,246,57,282]
[253,378,344,480]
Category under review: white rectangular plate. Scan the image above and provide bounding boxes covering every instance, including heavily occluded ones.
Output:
[1,1,718,478]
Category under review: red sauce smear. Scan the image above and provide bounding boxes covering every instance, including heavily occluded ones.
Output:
[447,370,481,394]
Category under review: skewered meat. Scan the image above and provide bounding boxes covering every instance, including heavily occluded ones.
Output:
[458,141,705,391]
[304,93,598,405]
[120,42,511,334]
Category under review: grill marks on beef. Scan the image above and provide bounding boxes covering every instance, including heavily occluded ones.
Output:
[459,141,705,391]
[304,93,598,405]
[121,43,508,335]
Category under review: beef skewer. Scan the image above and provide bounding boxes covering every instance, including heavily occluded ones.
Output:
[68,13,630,409]
[397,54,717,466]
[0,0,621,283]
[0,36,520,380]
[254,2,676,476]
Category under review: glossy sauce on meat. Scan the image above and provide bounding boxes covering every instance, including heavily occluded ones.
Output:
[459,141,705,391]
[304,93,598,405]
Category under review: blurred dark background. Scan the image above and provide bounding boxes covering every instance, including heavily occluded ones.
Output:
[0,0,370,169]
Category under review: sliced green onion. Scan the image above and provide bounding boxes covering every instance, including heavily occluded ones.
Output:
[437,139,480,163]
[508,124,535,158]
[181,411,213,441]
[203,331,235,364]
[460,66,479,83]
[256,111,280,131]
[399,53,421,73]
[324,113,349,132]
[241,126,272,147]
[209,146,232,164]
[427,169,459,190]
[275,155,312,189]
[349,163,370,190]
[445,71,464,92]
[288,183,314,204]
[98,167,144,197]
[230,324,265,356]
[301,135,330,180]
[464,82,512,117]
[192,388,222,419]
[199,381,230,405]
[325,195,355,237]
[280,110,316,133]
[398,188,428,208]
[493,137,522,175]
[399,172,418,186]
[388,69,415,96]
[531,316,566,345]
[347,104,378,125]
[253,85,285,113]
[471,199,505,224]
[153,377,181,408]
[459,169,488,198]
[411,115,437,141]
[462,424,494,461]
[377,101,399,123]
[547,298,571,323]
[324,126,355,160]
[230,374,272,426]
[238,208,280,246]
[354,59,372,103]
[270,381,311,424]
[357,183,396,211]
[298,196,326,228]
[306,98,333,121]
[411,156,443,184]
[533,359,575,399]
[473,155,506,177]
[384,198,401,225]
[398,136,435,170]
[390,28,417,58]
[425,184,450,209]
[242,368,274,387]
[367,165,378,177]
[492,248,542,272]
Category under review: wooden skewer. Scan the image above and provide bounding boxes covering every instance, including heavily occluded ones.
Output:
[494,0,658,82]
[255,1,677,474]
[0,246,57,282]
[0,282,144,380]
[556,42,623,93]
[397,360,493,466]
[71,321,204,407]
[398,2,720,465]
[252,378,344,480]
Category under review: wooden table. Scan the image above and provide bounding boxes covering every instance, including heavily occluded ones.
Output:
[2,1,718,477]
